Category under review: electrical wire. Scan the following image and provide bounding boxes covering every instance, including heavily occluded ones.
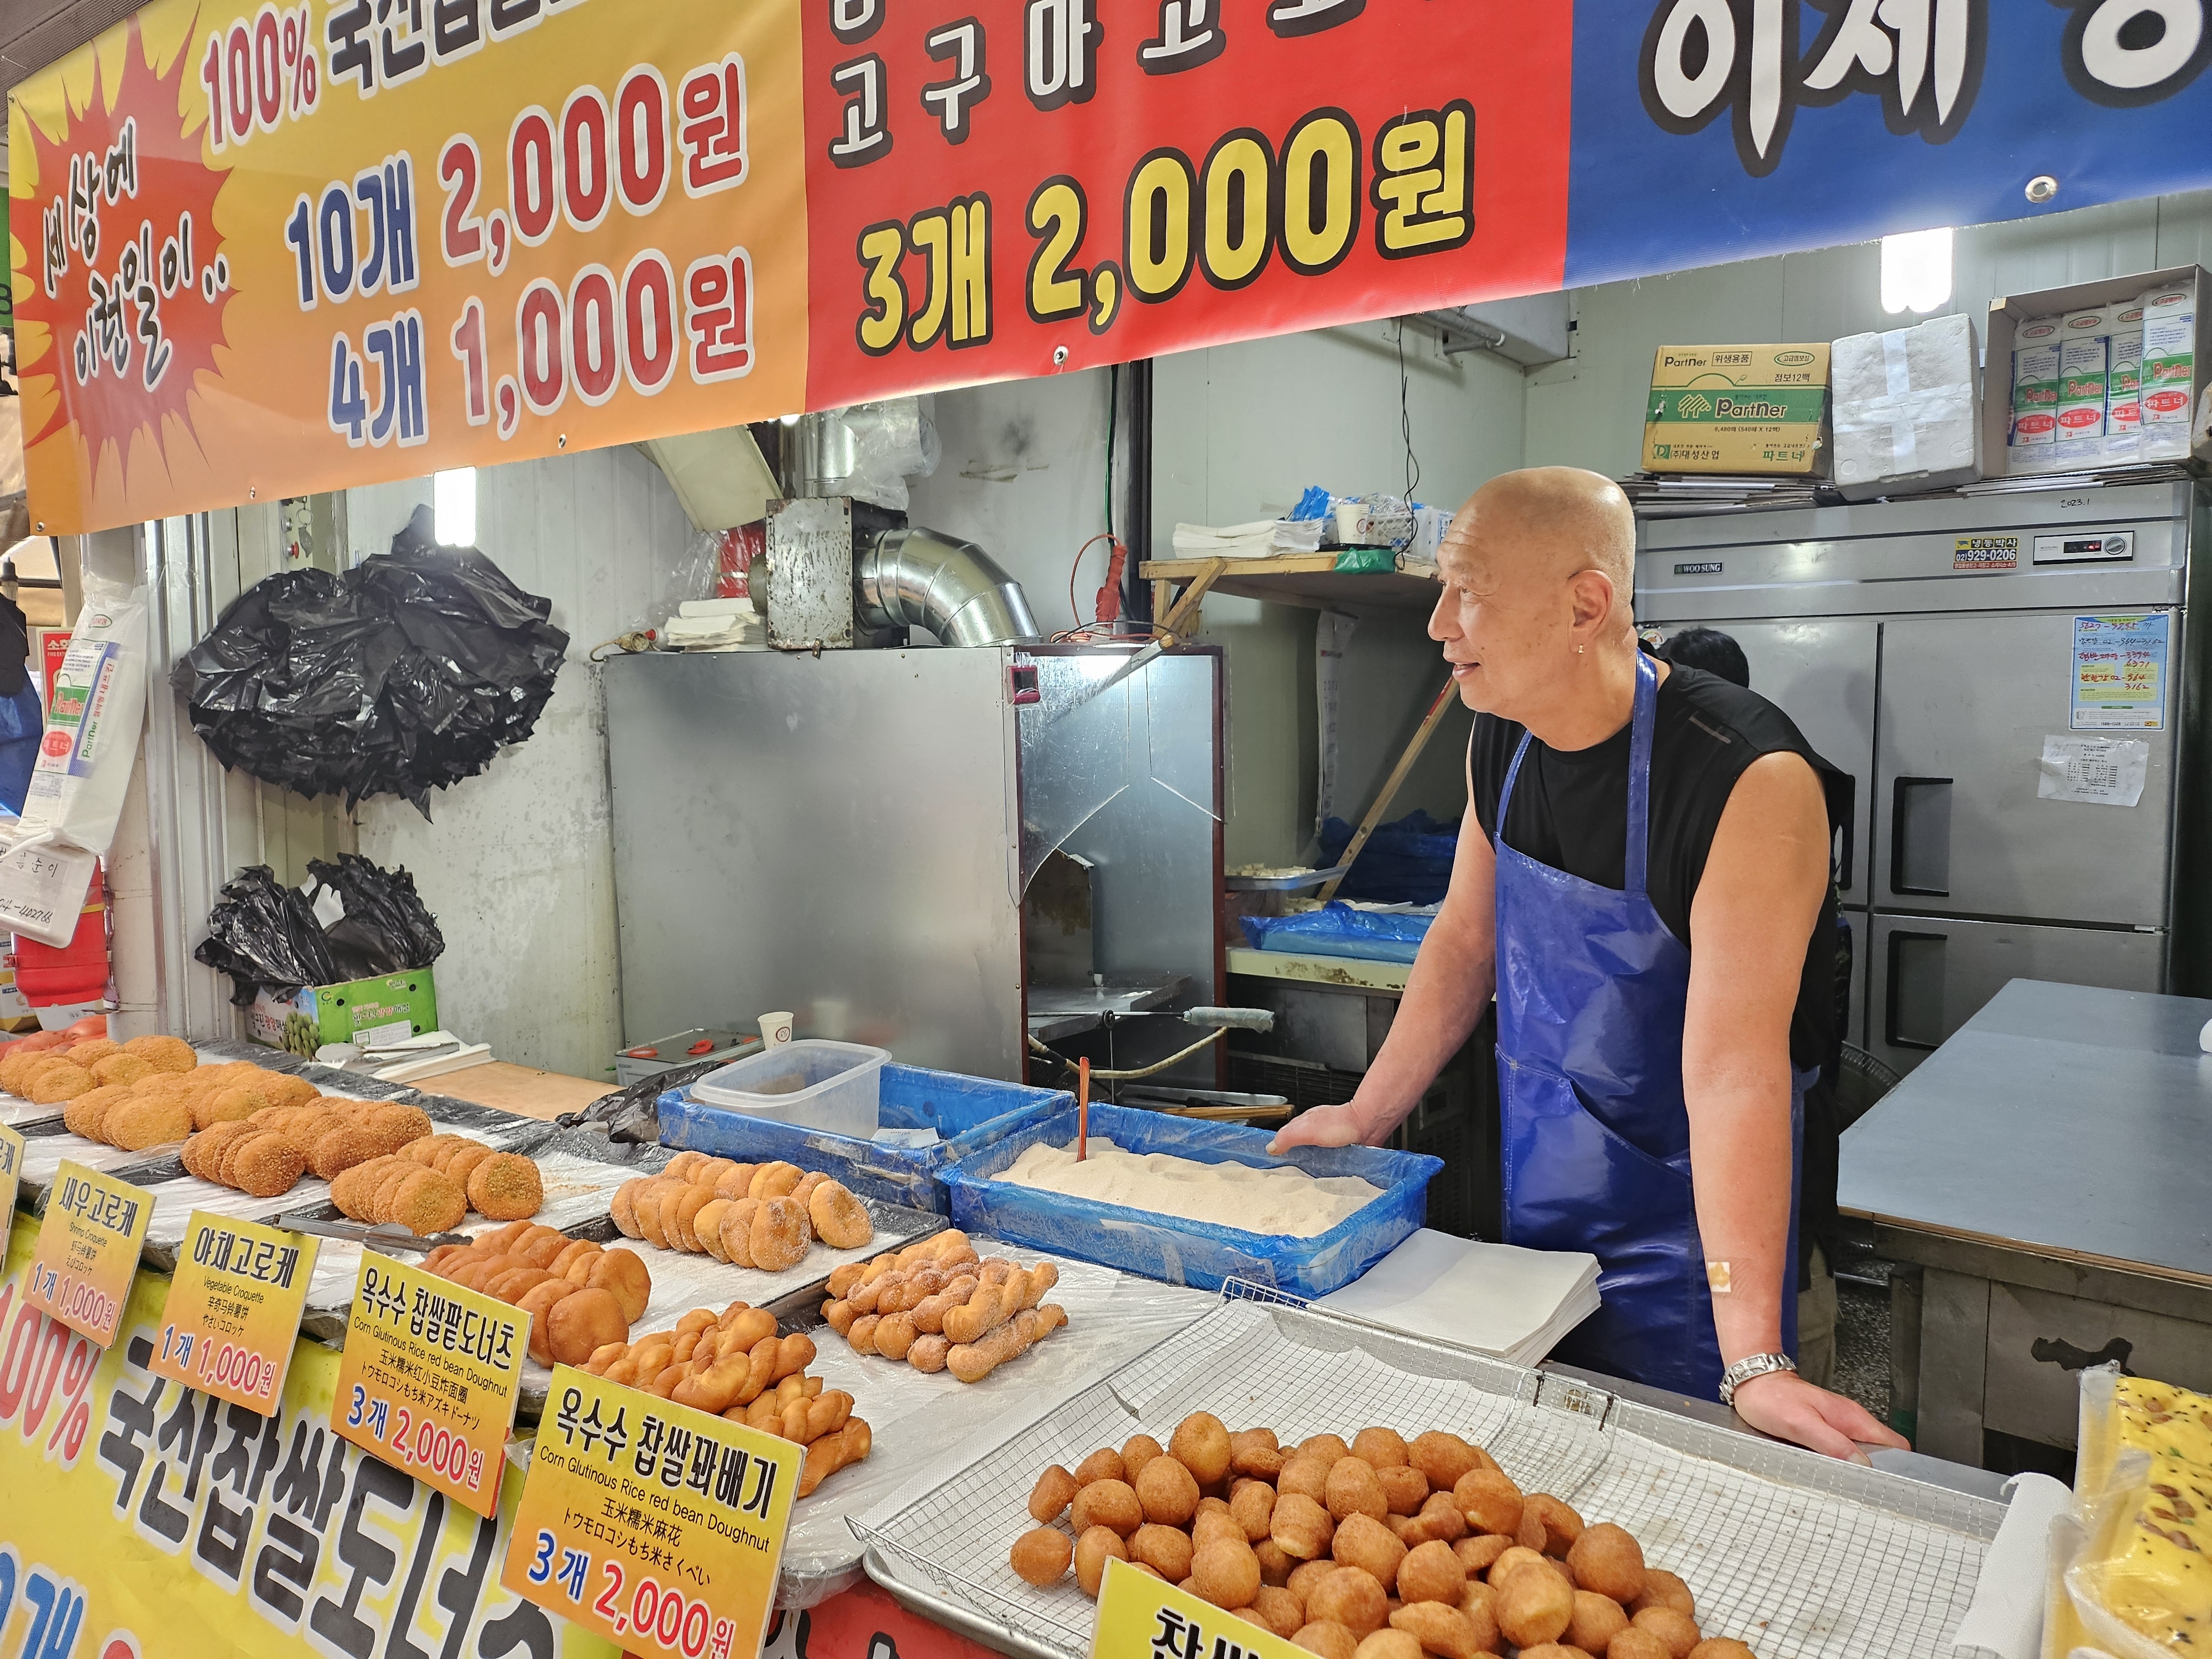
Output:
[1397,320,1423,505]
[1068,531,1125,630]
[1106,363,1119,545]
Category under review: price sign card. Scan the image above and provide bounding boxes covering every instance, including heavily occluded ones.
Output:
[1092,1559,1305,1659]
[503,1366,800,1659]
[151,1211,319,1413]
[0,1123,23,1219]
[25,1160,150,1347]
[332,1250,526,1518]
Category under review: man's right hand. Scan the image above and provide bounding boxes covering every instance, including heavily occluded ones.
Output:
[1268,1103,1374,1155]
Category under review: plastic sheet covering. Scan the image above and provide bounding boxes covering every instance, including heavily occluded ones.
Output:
[1319,808,1460,904]
[171,504,569,813]
[1239,900,1437,963]
[658,1063,1071,1213]
[938,1104,1438,1298]
[194,855,444,1004]
[779,1243,1215,1607]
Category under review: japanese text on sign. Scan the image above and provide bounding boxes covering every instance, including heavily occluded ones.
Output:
[503,1366,798,1659]
[152,1211,319,1415]
[27,1161,151,1348]
[332,1251,525,1517]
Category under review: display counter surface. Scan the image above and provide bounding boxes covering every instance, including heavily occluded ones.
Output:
[1225,946,1411,993]
[1839,977,2212,1281]
[428,1060,614,1120]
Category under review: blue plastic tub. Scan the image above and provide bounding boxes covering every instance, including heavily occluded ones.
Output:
[656,1063,1070,1213]
[936,1103,1441,1297]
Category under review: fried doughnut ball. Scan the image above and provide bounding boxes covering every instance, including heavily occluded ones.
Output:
[1608,1634,1674,1659]
[468,1154,544,1220]
[1567,1590,1630,1655]
[1487,1546,1552,1592]
[1567,1522,1646,1605]
[1131,1524,1195,1583]
[1352,1428,1410,1469]
[1629,1569,1695,1620]
[1074,1448,1127,1487]
[1453,1468,1524,1537]
[1387,1601,1483,1659]
[1293,1624,1358,1659]
[124,1034,198,1073]
[749,1196,812,1271]
[1300,1434,1353,1463]
[1230,1479,1277,1542]
[1279,1453,1334,1504]
[1073,1527,1127,1598]
[1454,1535,1510,1575]
[587,1248,653,1322]
[1071,1479,1143,1538]
[1332,1514,1407,1588]
[1306,1567,1388,1637]
[1256,1540,1294,1587]
[1135,1452,1200,1526]
[1521,1494,1584,1558]
[810,1181,874,1249]
[28,1063,94,1104]
[1171,1413,1233,1486]
[1630,1608,1702,1659]
[1271,1493,1336,1561]
[1517,1647,1597,1659]
[1352,1631,1420,1659]
[1194,1509,1247,1553]
[1686,1641,1757,1659]
[1496,1566,1575,1650]
[1327,1457,1389,1524]
[1396,1541,1466,1606]
[1406,1493,1465,1545]
[1248,1585,1305,1640]
[1191,1539,1261,1610]
[1376,1465,1430,1517]
[1029,1465,1079,1522]
[547,1289,628,1367]
[1010,1527,1073,1587]
[1456,1582,1499,1653]
[1288,1559,1338,1606]
[1122,1433,1165,1481]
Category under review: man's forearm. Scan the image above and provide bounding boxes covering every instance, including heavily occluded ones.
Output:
[1347,922,1495,1141]
[1686,1077,1796,1371]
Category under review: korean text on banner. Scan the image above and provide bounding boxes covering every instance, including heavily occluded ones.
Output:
[0,1214,621,1659]
[151,1209,319,1414]
[0,1123,22,1217]
[27,1158,151,1346]
[333,1249,528,1519]
[503,1366,800,1659]
[1092,1558,1307,1659]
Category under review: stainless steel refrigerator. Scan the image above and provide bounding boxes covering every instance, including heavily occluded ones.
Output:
[1637,479,2211,1074]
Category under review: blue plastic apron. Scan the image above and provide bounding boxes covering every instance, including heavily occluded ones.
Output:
[1494,651,1803,1400]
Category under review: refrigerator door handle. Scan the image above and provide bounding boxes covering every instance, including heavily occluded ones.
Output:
[1890,776,1953,898]
[1829,771,1856,895]
[1885,929,1948,1051]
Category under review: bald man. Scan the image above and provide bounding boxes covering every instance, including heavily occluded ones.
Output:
[1276,467,1904,1463]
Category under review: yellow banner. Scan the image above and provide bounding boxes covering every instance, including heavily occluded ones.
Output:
[27,1161,152,1347]
[0,1215,618,1659]
[9,0,806,533]
[151,1211,319,1414]
[0,1127,22,1219]
[1091,1559,1306,1659]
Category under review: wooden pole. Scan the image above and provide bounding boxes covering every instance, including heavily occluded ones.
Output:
[1318,675,1458,904]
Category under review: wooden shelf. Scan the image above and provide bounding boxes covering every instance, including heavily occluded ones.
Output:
[1140,554,1439,614]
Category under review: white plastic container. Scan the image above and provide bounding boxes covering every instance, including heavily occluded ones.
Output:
[689,1040,889,1138]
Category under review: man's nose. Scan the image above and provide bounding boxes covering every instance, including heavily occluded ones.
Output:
[1427,587,1455,642]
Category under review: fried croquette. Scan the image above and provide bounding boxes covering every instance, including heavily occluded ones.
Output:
[390,1169,468,1235]
[468,1152,544,1220]
[194,1086,268,1130]
[107,1094,194,1151]
[231,1132,308,1198]
[123,1034,199,1074]
[64,1084,130,1141]
[27,1063,95,1104]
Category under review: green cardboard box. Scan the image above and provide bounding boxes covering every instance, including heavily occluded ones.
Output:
[247,970,439,1057]
[1643,343,1832,474]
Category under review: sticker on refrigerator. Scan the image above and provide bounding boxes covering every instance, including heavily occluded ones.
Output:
[1954,536,2019,572]
[2071,613,2169,731]
[2037,734,2149,807]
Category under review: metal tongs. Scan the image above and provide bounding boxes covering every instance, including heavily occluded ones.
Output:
[273,1212,472,1253]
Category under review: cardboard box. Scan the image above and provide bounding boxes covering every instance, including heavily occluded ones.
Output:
[1642,344,1831,475]
[1830,313,1983,500]
[1986,265,2212,478]
[248,970,438,1057]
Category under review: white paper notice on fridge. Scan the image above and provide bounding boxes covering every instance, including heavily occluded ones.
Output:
[2037,734,2148,807]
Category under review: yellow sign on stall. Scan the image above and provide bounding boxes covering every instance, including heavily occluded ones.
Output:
[149,1209,318,1413]
[0,1123,23,1217]
[1092,1559,1306,1659]
[332,1249,526,1518]
[25,1157,150,1345]
[503,1366,799,1659]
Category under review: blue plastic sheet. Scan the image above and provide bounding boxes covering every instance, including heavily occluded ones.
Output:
[1240,902,1434,964]
[1320,809,1459,904]
[656,1063,1069,1213]
[938,1103,1439,1297]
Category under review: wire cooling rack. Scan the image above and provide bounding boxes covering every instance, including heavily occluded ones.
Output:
[854,1290,2004,1659]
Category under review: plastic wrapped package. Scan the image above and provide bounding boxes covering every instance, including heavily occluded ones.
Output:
[1318,808,1460,904]
[937,1103,1439,1297]
[658,1063,1071,1212]
[1240,900,1438,963]
[2059,1365,2212,1657]
[1830,314,1981,500]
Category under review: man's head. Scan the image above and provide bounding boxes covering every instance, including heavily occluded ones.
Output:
[1428,466,1637,725]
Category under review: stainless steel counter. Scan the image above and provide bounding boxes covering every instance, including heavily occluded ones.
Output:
[1840,977,2212,1465]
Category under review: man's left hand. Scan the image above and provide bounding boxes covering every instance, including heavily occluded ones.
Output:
[1729,1370,1910,1462]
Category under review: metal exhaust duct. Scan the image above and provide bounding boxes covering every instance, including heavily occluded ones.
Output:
[857,525,1041,646]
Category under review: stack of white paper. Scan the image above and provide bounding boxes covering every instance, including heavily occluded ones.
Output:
[1315,1229,1603,1369]
[1172,518,1325,559]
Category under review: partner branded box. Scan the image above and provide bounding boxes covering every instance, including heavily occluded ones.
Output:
[1643,344,1832,476]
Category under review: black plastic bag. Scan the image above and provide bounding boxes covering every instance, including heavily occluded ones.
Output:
[196,855,445,1005]
[171,506,570,814]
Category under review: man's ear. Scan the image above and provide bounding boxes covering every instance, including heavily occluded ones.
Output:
[1568,568,1616,639]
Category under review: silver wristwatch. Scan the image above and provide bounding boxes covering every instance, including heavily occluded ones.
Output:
[1718,1352,1797,1408]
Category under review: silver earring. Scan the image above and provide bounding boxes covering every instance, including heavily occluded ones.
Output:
[1577,643,1585,655]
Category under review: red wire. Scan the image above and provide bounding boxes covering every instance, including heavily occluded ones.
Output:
[1068,532,1124,629]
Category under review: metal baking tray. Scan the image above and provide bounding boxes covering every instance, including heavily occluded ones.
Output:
[855,1287,2004,1659]
[1223,865,1351,892]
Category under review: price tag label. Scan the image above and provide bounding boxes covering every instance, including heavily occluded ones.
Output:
[332,1250,526,1518]
[150,1210,319,1414]
[502,1366,799,1659]
[0,1124,23,1219]
[1092,1559,1305,1659]
[25,1159,150,1347]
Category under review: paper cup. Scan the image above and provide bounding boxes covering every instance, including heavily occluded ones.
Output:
[759,1011,795,1047]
